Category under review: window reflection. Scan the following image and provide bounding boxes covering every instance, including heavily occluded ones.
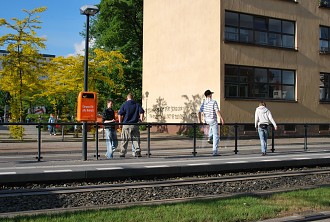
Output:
[225,64,295,101]
[225,11,295,49]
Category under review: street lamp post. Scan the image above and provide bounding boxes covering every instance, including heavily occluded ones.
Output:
[80,5,99,161]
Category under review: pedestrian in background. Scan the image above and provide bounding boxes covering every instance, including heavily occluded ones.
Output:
[48,114,56,136]
[102,99,118,159]
[255,101,278,156]
[118,93,144,158]
[198,90,225,156]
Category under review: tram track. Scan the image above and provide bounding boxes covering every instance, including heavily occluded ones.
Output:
[1,168,330,197]
[0,167,329,218]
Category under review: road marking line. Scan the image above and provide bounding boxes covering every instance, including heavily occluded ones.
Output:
[0,172,16,175]
[293,158,310,160]
[261,159,279,162]
[145,165,169,168]
[96,167,123,170]
[187,163,210,166]
[226,161,248,164]
[43,170,73,173]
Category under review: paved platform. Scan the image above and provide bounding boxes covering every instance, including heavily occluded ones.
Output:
[0,125,329,184]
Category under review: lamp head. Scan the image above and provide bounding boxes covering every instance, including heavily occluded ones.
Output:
[80,5,99,16]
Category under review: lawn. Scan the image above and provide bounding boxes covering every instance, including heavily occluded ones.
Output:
[1,187,329,222]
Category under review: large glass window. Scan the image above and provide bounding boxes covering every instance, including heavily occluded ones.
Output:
[320,73,330,102]
[319,0,330,8]
[320,26,330,53]
[225,11,296,49]
[225,64,296,101]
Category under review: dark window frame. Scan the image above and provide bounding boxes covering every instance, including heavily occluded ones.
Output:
[225,64,296,101]
[320,73,330,102]
[319,0,330,8]
[320,26,330,54]
[225,11,296,50]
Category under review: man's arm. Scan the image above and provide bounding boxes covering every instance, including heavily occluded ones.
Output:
[140,113,144,122]
[198,112,202,124]
[217,110,225,125]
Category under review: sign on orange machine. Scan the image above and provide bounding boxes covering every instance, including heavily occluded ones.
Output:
[77,92,97,121]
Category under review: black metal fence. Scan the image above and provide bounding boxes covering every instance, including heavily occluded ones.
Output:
[0,122,329,161]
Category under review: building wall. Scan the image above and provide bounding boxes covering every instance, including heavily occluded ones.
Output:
[143,0,330,124]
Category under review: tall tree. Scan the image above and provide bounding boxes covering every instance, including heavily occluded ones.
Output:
[91,0,143,104]
[0,7,47,123]
[42,49,127,117]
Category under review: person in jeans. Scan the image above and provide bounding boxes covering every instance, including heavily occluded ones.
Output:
[255,101,278,156]
[198,90,225,156]
[102,99,118,159]
[48,114,56,136]
[118,93,144,158]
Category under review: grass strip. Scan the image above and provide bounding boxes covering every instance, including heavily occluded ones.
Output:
[1,187,329,222]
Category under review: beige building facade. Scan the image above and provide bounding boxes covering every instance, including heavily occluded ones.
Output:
[142,0,330,127]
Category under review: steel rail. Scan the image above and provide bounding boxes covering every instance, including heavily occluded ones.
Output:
[1,168,330,197]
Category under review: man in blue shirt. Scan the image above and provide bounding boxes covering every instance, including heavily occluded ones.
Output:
[118,93,144,157]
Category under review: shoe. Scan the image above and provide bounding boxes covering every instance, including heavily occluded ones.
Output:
[262,153,266,156]
[120,154,125,158]
[135,153,142,157]
[212,153,221,156]
[207,138,213,144]
[132,152,136,157]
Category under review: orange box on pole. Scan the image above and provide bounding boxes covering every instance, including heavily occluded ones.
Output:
[77,92,97,121]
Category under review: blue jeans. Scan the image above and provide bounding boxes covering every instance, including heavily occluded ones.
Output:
[205,119,219,155]
[105,128,118,158]
[258,127,269,153]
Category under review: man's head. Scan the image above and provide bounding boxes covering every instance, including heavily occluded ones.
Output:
[107,99,113,108]
[204,89,214,98]
[127,93,133,100]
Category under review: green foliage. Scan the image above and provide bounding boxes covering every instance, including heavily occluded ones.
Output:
[9,125,24,140]
[91,0,143,104]
[0,7,47,123]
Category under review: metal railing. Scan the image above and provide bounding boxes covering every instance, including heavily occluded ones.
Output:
[0,122,329,161]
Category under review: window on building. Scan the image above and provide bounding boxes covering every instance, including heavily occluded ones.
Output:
[319,0,330,8]
[319,124,329,131]
[225,64,296,100]
[244,124,255,132]
[284,124,296,132]
[320,26,330,53]
[320,73,330,102]
[225,11,296,49]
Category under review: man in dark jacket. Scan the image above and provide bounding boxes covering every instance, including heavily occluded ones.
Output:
[118,93,144,157]
[102,99,118,159]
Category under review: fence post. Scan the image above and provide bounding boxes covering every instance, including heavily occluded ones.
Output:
[192,123,197,156]
[95,122,99,159]
[234,123,238,154]
[36,123,42,161]
[304,123,308,151]
[147,123,151,157]
[61,124,64,142]
[271,126,275,153]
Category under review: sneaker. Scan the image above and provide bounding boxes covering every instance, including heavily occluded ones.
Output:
[132,152,136,157]
[262,153,266,156]
[119,154,125,158]
[207,138,213,144]
[212,153,221,156]
[54,134,56,136]
[135,153,142,157]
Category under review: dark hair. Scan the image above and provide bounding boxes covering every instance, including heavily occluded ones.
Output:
[259,101,266,106]
[107,99,113,103]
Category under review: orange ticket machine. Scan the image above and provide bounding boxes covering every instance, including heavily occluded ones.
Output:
[77,92,97,121]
